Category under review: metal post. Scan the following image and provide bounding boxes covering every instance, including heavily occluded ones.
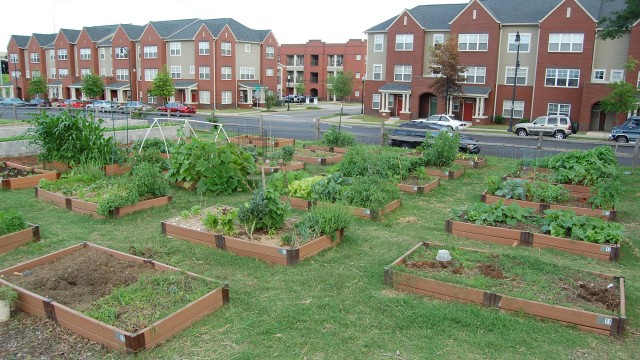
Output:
[508,32,521,133]
[361,79,365,115]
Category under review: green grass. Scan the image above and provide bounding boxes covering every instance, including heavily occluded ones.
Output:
[1,154,639,359]
[0,119,26,126]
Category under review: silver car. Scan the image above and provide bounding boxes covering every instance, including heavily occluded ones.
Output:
[513,116,573,139]
[0,97,27,107]
[86,100,116,112]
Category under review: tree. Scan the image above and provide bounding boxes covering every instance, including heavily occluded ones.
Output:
[27,75,48,99]
[264,90,277,111]
[599,57,640,115]
[328,72,354,131]
[295,79,306,97]
[599,0,640,40]
[148,66,175,105]
[429,34,466,114]
[82,73,104,99]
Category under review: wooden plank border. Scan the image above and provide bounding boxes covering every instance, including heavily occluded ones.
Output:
[0,224,41,254]
[1,161,60,190]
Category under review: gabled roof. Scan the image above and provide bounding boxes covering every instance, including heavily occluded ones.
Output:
[60,28,81,43]
[84,24,119,42]
[120,24,146,41]
[165,18,271,43]
[473,0,561,24]
[33,33,57,47]
[592,0,629,22]
[11,35,31,48]
[366,4,466,33]
[148,18,198,38]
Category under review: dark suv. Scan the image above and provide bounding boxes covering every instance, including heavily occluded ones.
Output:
[609,116,640,143]
[389,128,481,153]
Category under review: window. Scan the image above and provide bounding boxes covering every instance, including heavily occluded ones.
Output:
[190,66,195,75]
[464,67,486,84]
[80,48,91,60]
[199,41,210,55]
[9,54,18,63]
[144,68,158,81]
[81,69,92,78]
[240,67,255,80]
[502,100,525,118]
[433,33,444,48]
[394,65,412,82]
[388,96,394,108]
[506,67,528,85]
[395,34,414,51]
[199,66,210,80]
[355,72,361,79]
[548,33,583,52]
[99,48,106,60]
[373,64,382,80]
[199,90,210,104]
[30,53,40,63]
[508,33,531,52]
[610,70,624,82]
[50,68,56,79]
[222,91,232,104]
[374,35,384,52]
[144,46,158,59]
[100,68,106,77]
[458,34,488,51]
[266,46,274,59]
[50,87,59,99]
[221,67,232,80]
[431,65,442,77]
[545,69,580,87]
[10,70,21,79]
[115,47,128,59]
[266,68,274,77]
[221,42,231,56]
[170,66,182,79]
[57,49,67,60]
[116,69,129,81]
[59,68,69,78]
[452,101,460,112]
[356,54,361,61]
[148,95,156,104]
[547,103,571,117]
[372,94,381,109]
[49,50,55,61]
[32,70,40,78]
[245,44,251,53]
[593,69,606,82]
[169,43,181,56]
[355,90,360,97]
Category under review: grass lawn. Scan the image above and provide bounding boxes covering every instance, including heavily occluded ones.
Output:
[1,152,639,359]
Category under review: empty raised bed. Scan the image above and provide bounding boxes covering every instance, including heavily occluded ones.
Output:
[1,161,60,190]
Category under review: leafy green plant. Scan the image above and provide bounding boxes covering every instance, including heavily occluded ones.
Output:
[538,146,618,186]
[131,162,170,198]
[311,172,351,203]
[340,145,412,179]
[322,125,357,147]
[453,201,535,226]
[310,203,353,240]
[485,176,503,195]
[420,131,459,167]
[340,177,400,209]
[493,115,505,124]
[237,189,287,240]
[280,145,295,165]
[288,176,323,199]
[202,207,238,236]
[588,181,621,209]
[0,210,27,236]
[266,170,309,195]
[0,286,19,310]
[541,210,623,244]
[495,179,527,200]
[95,183,139,217]
[525,181,570,204]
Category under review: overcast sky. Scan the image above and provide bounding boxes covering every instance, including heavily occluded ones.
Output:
[3,0,467,49]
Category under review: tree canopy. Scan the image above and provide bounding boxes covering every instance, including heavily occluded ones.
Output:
[599,0,640,40]
[27,75,48,98]
[429,35,466,112]
[82,73,105,99]
[295,79,306,97]
[328,72,354,131]
[148,67,175,104]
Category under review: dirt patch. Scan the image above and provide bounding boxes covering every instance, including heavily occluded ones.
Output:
[405,260,465,275]
[477,263,505,279]
[0,165,34,178]
[398,216,418,224]
[0,155,41,167]
[6,246,154,311]
[576,281,620,311]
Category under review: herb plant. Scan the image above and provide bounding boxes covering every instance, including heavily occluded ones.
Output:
[237,189,287,240]
[322,125,357,147]
[0,210,27,236]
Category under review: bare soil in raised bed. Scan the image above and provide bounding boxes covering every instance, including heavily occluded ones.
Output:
[0,165,34,178]
[0,155,41,168]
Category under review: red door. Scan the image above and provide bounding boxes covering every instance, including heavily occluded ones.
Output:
[396,95,403,116]
[463,99,474,121]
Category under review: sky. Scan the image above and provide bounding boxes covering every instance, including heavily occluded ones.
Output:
[2,0,467,49]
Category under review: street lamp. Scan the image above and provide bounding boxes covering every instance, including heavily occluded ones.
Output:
[507,31,521,133]
[118,47,133,103]
[287,75,290,111]
[361,79,365,115]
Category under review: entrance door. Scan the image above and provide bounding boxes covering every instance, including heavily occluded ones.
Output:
[396,95,403,116]
[429,97,438,116]
[463,99,474,120]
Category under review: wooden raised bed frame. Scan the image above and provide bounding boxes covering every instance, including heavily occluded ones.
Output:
[257,161,305,174]
[453,158,487,169]
[504,170,591,200]
[302,144,349,154]
[103,163,132,176]
[425,167,465,180]
[35,187,172,219]
[292,152,343,166]
[280,196,402,220]
[445,219,620,261]
[229,135,295,148]
[397,178,439,194]
[161,221,344,266]
[0,224,40,254]
[0,242,229,353]
[385,242,626,336]
[1,161,60,190]
[481,191,616,221]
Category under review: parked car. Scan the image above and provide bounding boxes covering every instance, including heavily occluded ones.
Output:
[609,116,640,143]
[283,95,305,103]
[117,101,154,113]
[513,115,573,139]
[157,102,196,116]
[25,98,52,107]
[414,114,472,131]
[63,99,85,109]
[398,121,449,131]
[389,128,481,154]
[0,97,27,107]
[85,100,116,112]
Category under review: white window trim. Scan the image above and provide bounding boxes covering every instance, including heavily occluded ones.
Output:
[221,42,231,56]
[610,70,624,82]
[547,103,571,117]
[464,66,487,84]
[372,94,381,110]
[433,33,444,47]
[199,90,211,104]
[502,100,525,118]
[266,68,274,77]
[99,48,106,60]
[506,67,528,86]
[458,34,489,52]
[374,34,384,52]
[169,43,181,57]
[170,66,182,79]
[199,66,210,80]
[190,66,196,75]
[373,64,382,80]
[548,33,584,53]
[507,33,531,53]
[198,41,210,55]
[395,34,414,51]
[144,46,158,59]
[394,65,412,82]
[266,46,275,59]
[30,53,40,63]
[245,44,251,53]
[222,67,232,80]
[222,90,232,104]
[592,69,606,82]
[545,68,580,88]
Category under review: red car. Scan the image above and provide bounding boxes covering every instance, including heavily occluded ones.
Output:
[157,102,196,116]
[63,99,86,109]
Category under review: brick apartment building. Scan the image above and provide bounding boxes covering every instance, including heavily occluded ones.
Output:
[364,0,640,131]
[4,18,280,110]
[279,39,367,102]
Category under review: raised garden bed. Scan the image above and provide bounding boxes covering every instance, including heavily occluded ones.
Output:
[481,191,616,221]
[292,148,343,166]
[229,135,295,148]
[0,242,229,353]
[445,219,620,261]
[302,144,349,154]
[504,169,591,200]
[453,157,487,169]
[161,207,344,265]
[425,166,465,180]
[280,196,401,220]
[35,187,172,219]
[256,160,305,174]
[0,224,40,254]
[384,242,626,336]
[397,177,439,194]
[103,163,132,176]
[1,161,60,189]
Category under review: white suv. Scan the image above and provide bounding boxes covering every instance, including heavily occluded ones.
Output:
[416,114,471,131]
[513,116,573,139]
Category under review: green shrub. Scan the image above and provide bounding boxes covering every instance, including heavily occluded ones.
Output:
[421,131,459,167]
[485,176,503,195]
[322,125,357,147]
[131,162,170,198]
[453,201,535,226]
[495,179,527,200]
[280,145,295,164]
[541,210,623,244]
[237,189,287,240]
[340,177,400,208]
[311,172,351,203]
[0,210,27,236]
[588,181,621,210]
[310,203,353,239]
[493,115,505,124]
[525,181,570,204]
[96,183,139,217]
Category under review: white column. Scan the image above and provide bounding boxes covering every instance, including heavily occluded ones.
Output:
[383,93,389,112]
[406,94,411,112]
[480,97,486,117]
